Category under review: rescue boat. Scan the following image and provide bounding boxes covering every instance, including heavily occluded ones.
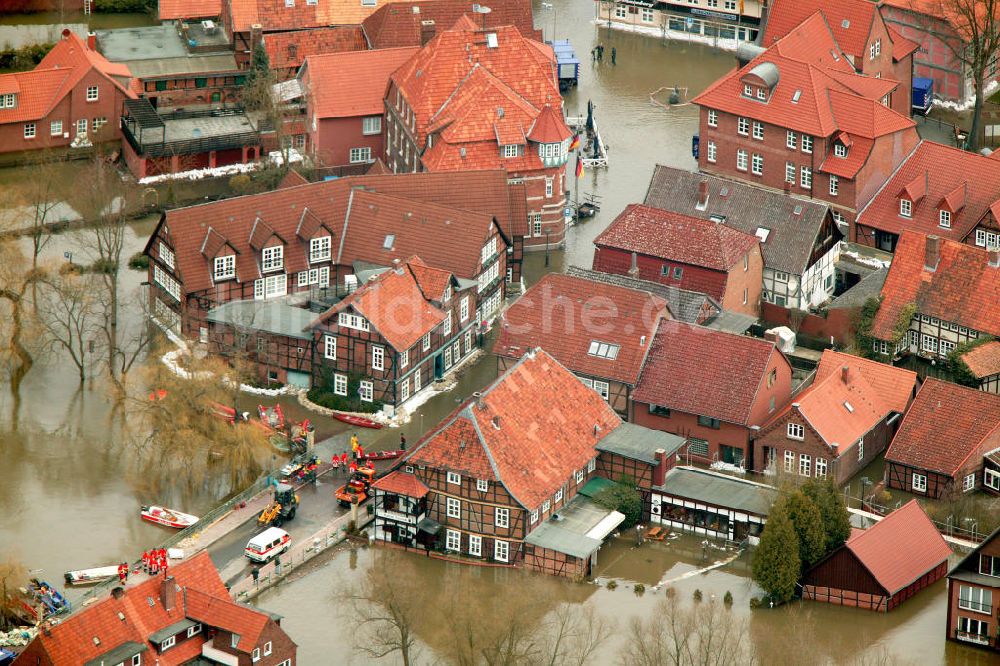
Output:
[64,565,121,586]
[140,505,199,529]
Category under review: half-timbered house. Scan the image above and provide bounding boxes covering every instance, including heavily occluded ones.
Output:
[884,379,1000,498]
[493,272,668,418]
[802,500,951,612]
[753,350,917,485]
[961,341,1000,395]
[946,525,1000,651]
[310,257,476,413]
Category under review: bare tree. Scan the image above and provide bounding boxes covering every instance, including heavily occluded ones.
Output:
[0,240,46,393]
[535,604,611,666]
[37,269,99,382]
[0,553,27,631]
[347,558,426,666]
[19,156,67,277]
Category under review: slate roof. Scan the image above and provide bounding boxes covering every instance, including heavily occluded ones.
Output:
[493,272,668,386]
[565,266,721,325]
[264,26,368,72]
[643,165,831,275]
[856,141,1000,242]
[159,0,221,19]
[595,422,687,465]
[827,266,886,310]
[840,500,952,595]
[206,299,315,340]
[870,232,1000,339]
[632,320,783,425]
[372,469,430,498]
[405,348,621,510]
[301,46,418,118]
[961,341,1000,379]
[885,378,1000,476]
[655,467,777,516]
[362,0,540,49]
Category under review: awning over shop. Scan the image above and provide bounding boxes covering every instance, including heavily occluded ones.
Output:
[525,494,625,559]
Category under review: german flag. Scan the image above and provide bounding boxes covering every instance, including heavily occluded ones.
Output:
[575,156,584,178]
[569,134,580,151]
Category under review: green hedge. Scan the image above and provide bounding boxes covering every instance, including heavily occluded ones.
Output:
[0,43,53,72]
[947,335,995,387]
[307,388,383,414]
[94,0,155,11]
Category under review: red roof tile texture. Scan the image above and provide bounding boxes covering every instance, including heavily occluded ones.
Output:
[303,46,418,118]
[493,272,668,386]
[763,1,877,59]
[595,204,759,272]
[857,141,1000,242]
[184,588,270,651]
[407,349,621,509]
[228,0,408,32]
[845,500,951,594]
[961,341,1000,379]
[362,0,540,49]
[372,469,430,497]
[885,378,1000,475]
[633,320,782,425]
[159,0,221,19]
[264,26,367,72]
[870,232,1000,339]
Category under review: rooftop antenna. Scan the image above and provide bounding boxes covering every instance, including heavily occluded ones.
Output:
[474,4,491,30]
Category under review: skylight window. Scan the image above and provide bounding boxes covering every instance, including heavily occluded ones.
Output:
[791,90,802,104]
[755,227,770,242]
[383,234,395,249]
[486,33,498,48]
[844,401,854,413]
[588,341,620,360]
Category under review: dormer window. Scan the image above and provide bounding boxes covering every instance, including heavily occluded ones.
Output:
[309,235,331,263]
[539,143,560,159]
[756,87,766,101]
[262,245,283,272]
[939,210,951,228]
[900,199,912,217]
[834,143,847,158]
[214,255,235,281]
[502,144,519,158]
[743,83,752,97]
[0,93,15,109]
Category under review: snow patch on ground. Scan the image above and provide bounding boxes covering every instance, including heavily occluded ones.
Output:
[932,80,1000,112]
[709,461,747,475]
[841,248,891,270]
[138,149,304,185]
[592,19,748,53]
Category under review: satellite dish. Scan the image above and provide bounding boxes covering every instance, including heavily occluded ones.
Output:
[477,5,491,12]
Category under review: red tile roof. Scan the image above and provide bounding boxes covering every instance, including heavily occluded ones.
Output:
[885,378,1000,475]
[494,273,668,386]
[763,1,877,60]
[317,256,451,351]
[372,469,430,497]
[870,232,1000,339]
[362,0,540,49]
[527,104,572,143]
[887,26,920,61]
[844,500,951,594]
[595,204,759,272]
[265,26,367,72]
[961,340,1000,379]
[633,320,785,425]
[857,141,1000,242]
[695,13,913,143]
[763,350,916,453]
[159,0,221,19]
[227,0,407,33]
[407,349,621,510]
[184,588,271,652]
[302,46,418,118]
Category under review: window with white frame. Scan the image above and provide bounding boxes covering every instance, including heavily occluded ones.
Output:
[92,117,107,132]
[736,149,748,171]
[446,497,460,518]
[338,312,370,331]
[743,83,752,97]
[468,534,482,556]
[707,109,718,127]
[252,647,260,662]
[899,199,912,217]
[531,213,543,237]
[310,235,331,262]
[786,131,796,149]
[737,117,748,135]
[86,86,98,102]
[615,5,627,18]
[187,624,202,638]
[576,468,584,484]
[445,529,460,551]
[921,334,938,354]
[263,641,272,656]
[784,450,795,472]
[858,436,865,460]
[50,120,62,136]
[24,123,35,139]
[587,458,595,473]
[476,478,489,492]
[593,380,610,400]
[939,210,951,228]
[834,143,847,158]
[359,380,373,402]
[214,255,235,281]
[372,345,384,371]
[752,121,763,140]
[494,539,509,562]
[161,635,176,650]
[502,144,519,158]
[756,87,766,100]
[554,488,563,503]
[459,296,470,322]
[829,175,839,196]
[530,509,539,524]
[481,237,498,264]
[153,265,181,302]
[350,147,372,163]
[0,93,15,108]
[539,143,560,159]
[495,507,509,528]
[324,335,336,360]
[815,457,827,478]
[785,162,795,183]
[787,423,804,440]
[641,7,653,22]
[958,585,992,613]
[400,349,408,369]
[132,654,141,666]
[443,311,452,336]
[262,246,283,272]
[706,140,716,163]
[911,473,927,492]
[963,473,976,492]
[447,471,461,485]
[159,242,175,270]
[798,453,811,476]
[400,377,410,402]
[334,373,347,396]
[545,177,553,197]
[801,135,813,153]
[986,467,1000,492]
[542,499,551,513]
[362,116,381,135]
[422,332,431,351]
[800,166,812,189]
[751,153,763,175]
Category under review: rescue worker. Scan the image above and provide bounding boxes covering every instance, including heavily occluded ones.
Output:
[141,550,150,573]
[350,433,360,459]
[365,459,374,470]
[118,563,126,585]
[400,434,407,451]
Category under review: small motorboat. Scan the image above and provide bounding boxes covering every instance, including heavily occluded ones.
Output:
[332,412,383,429]
[64,565,121,586]
[141,505,199,529]
[258,404,286,431]
[361,449,404,461]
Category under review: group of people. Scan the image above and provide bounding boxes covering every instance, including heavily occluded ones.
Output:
[140,548,169,577]
[591,44,617,65]
[332,451,375,475]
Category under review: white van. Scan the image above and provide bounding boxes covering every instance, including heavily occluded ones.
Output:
[245,527,291,563]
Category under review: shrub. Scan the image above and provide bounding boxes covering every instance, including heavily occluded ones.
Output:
[724,591,734,607]
[593,476,643,528]
[94,0,155,12]
[606,580,617,590]
[128,252,149,271]
[633,583,645,596]
[0,43,53,72]
[229,174,252,194]
[693,589,703,602]
[87,258,118,274]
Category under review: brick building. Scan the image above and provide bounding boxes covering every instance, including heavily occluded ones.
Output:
[855,141,1000,252]
[802,500,951,612]
[947,526,1000,651]
[311,257,476,412]
[384,18,571,249]
[961,341,1000,395]
[493,272,669,417]
[159,0,222,21]
[694,13,919,240]
[753,350,917,485]
[14,551,296,665]
[884,379,1000,498]
[869,233,1000,361]
[593,203,763,317]
[362,0,540,49]
[631,320,793,470]
[761,0,918,117]
[597,0,765,46]
[262,26,367,80]
[298,47,418,170]
[0,30,134,159]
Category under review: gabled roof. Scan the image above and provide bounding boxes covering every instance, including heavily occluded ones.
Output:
[159,0,221,19]
[763,1,878,59]
[841,500,951,595]
[317,256,451,351]
[406,349,621,510]
[961,340,1000,379]
[183,588,270,652]
[857,141,1000,242]
[885,378,1000,476]
[372,469,430,498]
[763,350,916,452]
[870,232,1000,339]
[948,525,1000,580]
[264,26,367,72]
[301,46,418,118]
[362,0,540,49]
[227,0,407,33]
[527,104,572,143]
[595,204,759,272]
[643,165,831,276]
[633,320,785,425]
[493,272,668,386]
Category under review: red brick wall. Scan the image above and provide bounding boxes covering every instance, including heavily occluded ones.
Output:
[761,301,856,346]
[947,576,1000,648]
[592,245,728,303]
[716,245,763,317]
[631,407,752,466]
[311,116,384,169]
[745,350,793,429]
[858,14,912,117]
[523,545,588,578]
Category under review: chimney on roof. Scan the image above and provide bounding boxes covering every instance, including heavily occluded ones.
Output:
[160,576,176,612]
[111,587,125,600]
[61,28,70,39]
[653,448,670,487]
[841,365,850,383]
[251,23,264,51]
[86,32,96,50]
[473,391,484,409]
[420,20,437,46]
[393,257,403,274]
[593,424,601,437]
[628,251,639,278]
[697,179,709,209]
[989,248,1000,268]
[492,415,501,429]
[924,235,941,272]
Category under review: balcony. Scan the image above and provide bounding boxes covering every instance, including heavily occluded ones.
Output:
[955,630,992,647]
[201,638,239,665]
[121,99,260,158]
[958,600,993,615]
